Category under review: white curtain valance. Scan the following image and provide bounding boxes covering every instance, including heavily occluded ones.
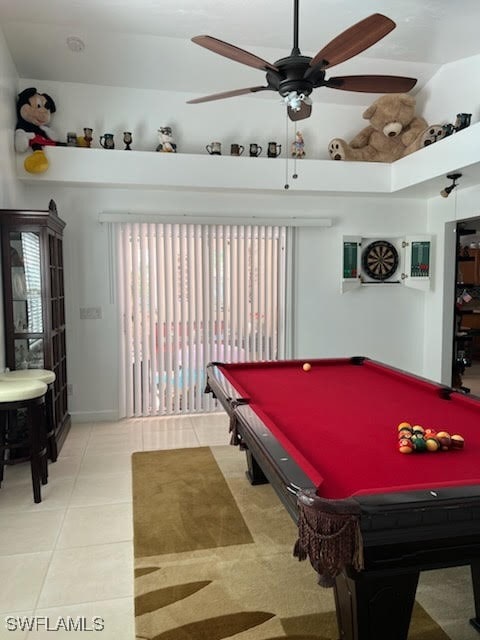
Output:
[99,211,332,227]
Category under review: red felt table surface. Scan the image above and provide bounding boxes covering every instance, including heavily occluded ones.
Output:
[219,358,480,499]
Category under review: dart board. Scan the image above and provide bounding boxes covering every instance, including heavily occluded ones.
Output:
[361,240,399,281]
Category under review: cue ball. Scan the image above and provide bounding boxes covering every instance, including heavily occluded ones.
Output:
[302,363,311,371]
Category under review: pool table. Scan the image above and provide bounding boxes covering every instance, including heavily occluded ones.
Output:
[205,356,480,640]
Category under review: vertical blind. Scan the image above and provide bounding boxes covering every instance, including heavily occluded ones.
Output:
[22,231,43,332]
[116,222,289,417]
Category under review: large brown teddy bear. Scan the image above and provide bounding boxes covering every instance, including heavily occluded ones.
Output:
[328,94,445,163]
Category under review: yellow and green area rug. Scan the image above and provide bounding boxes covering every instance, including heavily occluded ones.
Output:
[132,446,451,640]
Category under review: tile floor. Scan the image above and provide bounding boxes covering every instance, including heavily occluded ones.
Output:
[0,412,230,639]
[0,412,478,639]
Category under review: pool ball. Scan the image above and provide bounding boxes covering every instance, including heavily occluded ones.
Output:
[425,437,440,452]
[302,363,311,372]
[412,425,425,435]
[450,434,465,449]
[412,436,427,452]
[397,422,412,431]
[398,438,414,454]
[436,431,451,450]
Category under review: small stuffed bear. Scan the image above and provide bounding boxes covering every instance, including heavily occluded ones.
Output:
[15,87,64,173]
[156,126,177,152]
[328,93,445,163]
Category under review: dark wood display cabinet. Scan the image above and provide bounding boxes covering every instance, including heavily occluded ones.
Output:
[0,199,71,455]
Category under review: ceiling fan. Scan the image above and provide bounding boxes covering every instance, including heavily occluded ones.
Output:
[187,0,417,121]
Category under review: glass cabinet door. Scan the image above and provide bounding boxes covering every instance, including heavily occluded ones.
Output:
[9,231,44,368]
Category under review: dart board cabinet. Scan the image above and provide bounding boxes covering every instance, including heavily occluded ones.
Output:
[342,235,432,293]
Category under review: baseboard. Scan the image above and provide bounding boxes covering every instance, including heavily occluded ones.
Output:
[70,410,120,423]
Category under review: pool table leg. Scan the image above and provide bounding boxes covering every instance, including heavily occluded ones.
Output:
[245,450,268,485]
[470,562,480,632]
[333,569,419,640]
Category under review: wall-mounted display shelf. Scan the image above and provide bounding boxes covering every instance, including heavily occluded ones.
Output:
[16,122,480,197]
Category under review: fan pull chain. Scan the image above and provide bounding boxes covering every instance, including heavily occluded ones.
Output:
[284,111,290,190]
[285,115,301,189]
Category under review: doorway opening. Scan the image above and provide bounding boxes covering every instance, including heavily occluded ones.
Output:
[454,217,480,395]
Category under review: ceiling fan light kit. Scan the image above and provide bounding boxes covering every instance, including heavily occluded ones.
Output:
[187,0,417,121]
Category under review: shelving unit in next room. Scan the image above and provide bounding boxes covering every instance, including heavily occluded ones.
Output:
[454,223,480,392]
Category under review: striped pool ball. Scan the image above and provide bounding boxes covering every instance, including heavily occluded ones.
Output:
[450,434,465,450]
[412,425,425,436]
[436,431,451,450]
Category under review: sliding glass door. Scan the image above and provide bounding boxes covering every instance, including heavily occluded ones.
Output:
[116,223,289,416]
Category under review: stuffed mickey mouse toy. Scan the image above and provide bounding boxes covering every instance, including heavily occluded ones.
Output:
[15,87,65,173]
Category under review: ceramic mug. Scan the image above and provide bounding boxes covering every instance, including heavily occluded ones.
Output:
[230,143,244,156]
[455,113,472,131]
[206,141,222,155]
[100,133,115,149]
[249,143,262,157]
[67,132,77,147]
[267,142,282,158]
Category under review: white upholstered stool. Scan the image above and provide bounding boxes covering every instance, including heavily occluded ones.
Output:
[0,379,48,503]
[0,369,57,462]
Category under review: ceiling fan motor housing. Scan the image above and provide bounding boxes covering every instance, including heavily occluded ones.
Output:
[268,55,322,97]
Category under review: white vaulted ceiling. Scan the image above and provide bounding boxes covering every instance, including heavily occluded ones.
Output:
[1,0,479,106]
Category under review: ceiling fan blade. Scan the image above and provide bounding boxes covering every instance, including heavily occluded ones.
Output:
[187,86,272,104]
[325,75,417,93]
[310,14,396,69]
[192,35,279,72]
[288,102,312,121]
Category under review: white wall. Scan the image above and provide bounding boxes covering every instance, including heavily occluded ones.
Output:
[293,197,427,365]
[12,51,480,420]
[418,53,480,384]
[416,53,480,126]
[20,183,427,421]
[0,29,21,207]
[0,27,23,371]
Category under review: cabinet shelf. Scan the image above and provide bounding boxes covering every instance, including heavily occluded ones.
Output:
[0,200,71,454]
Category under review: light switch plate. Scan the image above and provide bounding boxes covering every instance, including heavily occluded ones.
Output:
[80,306,102,319]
